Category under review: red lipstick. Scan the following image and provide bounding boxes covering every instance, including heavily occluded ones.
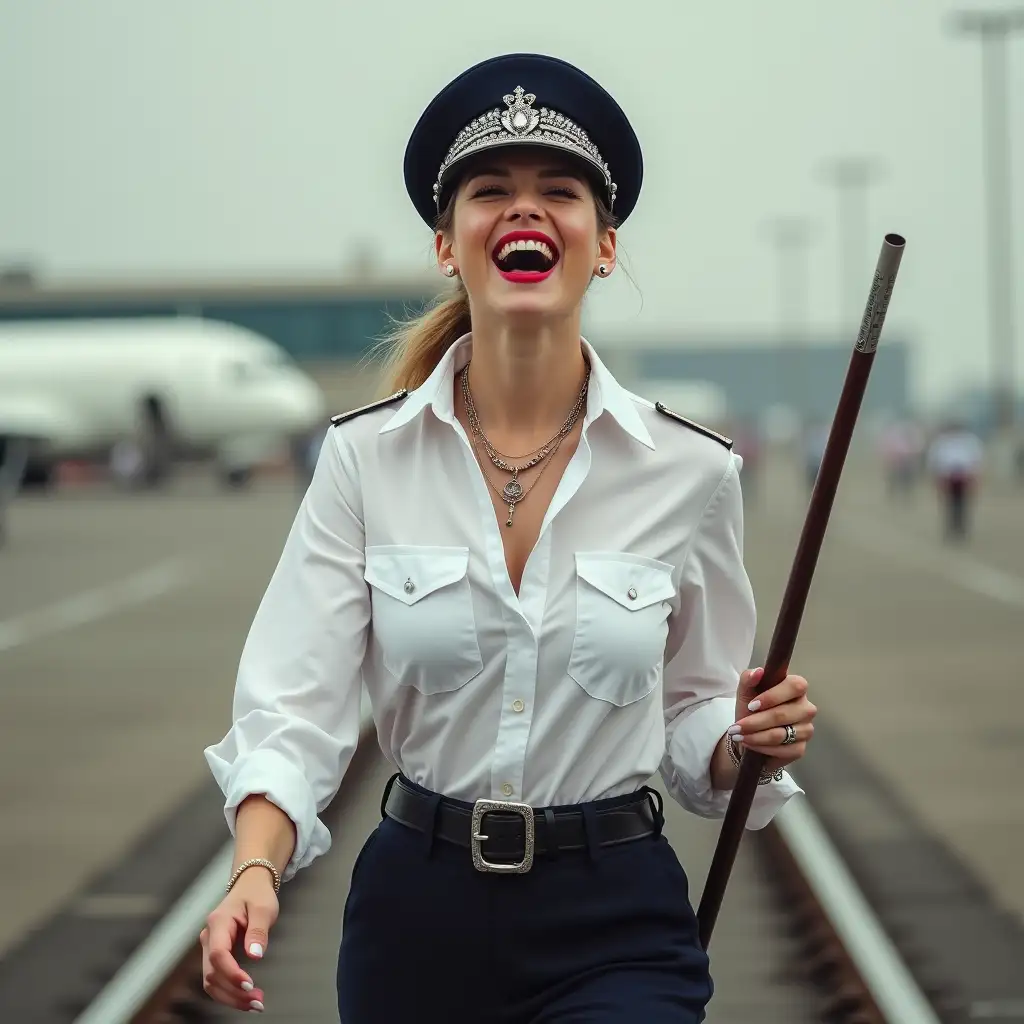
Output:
[492,230,559,284]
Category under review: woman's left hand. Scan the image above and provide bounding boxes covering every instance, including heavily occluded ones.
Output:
[730,666,816,773]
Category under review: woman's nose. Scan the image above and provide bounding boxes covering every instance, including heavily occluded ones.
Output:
[505,196,543,222]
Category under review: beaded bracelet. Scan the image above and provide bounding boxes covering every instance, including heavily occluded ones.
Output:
[226,857,281,895]
[726,734,785,786]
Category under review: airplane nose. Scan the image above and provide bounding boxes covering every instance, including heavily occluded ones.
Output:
[286,375,327,430]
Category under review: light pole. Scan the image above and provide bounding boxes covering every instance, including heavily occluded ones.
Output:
[820,157,885,331]
[763,216,815,419]
[952,8,1024,430]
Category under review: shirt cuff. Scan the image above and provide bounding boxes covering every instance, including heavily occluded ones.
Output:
[203,745,332,882]
[660,694,804,828]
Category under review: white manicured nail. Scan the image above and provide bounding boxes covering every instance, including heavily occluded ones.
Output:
[248,943,263,957]
[747,699,761,712]
[241,980,254,992]
[249,1000,265,1011]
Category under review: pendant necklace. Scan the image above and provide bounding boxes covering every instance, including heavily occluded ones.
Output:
[460,362,589,526]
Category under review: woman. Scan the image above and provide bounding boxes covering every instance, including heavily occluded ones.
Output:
[201,53,816,1021]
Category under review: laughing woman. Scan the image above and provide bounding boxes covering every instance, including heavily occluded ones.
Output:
[200,53,815,1022]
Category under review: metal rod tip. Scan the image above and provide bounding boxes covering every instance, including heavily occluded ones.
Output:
[884,233,906,247]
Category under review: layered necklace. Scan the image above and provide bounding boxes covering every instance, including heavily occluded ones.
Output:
[460,361,590,527]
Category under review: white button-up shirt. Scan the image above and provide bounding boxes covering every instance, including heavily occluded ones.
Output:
[205,336,802,880]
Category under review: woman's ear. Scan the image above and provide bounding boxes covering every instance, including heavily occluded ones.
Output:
[435,231,455,270]
[595,227,617,275]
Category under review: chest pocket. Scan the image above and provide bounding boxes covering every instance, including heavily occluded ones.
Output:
[364,545,483,695]
[567,552,677,707]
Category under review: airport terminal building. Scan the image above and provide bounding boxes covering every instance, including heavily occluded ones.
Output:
[0,274,911,422]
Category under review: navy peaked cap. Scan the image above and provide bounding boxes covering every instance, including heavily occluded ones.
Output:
[403,53,643,227]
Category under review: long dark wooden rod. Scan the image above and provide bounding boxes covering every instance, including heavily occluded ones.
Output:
[696,232,907,951]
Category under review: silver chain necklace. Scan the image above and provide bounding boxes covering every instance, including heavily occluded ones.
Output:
[460,362,589,526]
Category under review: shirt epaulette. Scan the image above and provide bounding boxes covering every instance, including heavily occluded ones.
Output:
[330,389,408,427]
[654,402,733,449]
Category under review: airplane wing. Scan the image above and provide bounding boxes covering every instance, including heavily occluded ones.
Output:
[0,394,86,444]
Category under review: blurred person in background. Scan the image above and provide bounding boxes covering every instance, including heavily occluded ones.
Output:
[109,437,145,489]
[878,417,924,498]
[200,53,818,1022]
[0,437,30,546]
[289,422,329,495]
[926,419,983,541]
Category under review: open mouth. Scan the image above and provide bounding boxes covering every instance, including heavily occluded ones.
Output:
[492,232,559,282]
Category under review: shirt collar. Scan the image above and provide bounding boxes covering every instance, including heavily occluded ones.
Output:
[379,333,655,451]
[378,333,470,434]
[581,339,655,450]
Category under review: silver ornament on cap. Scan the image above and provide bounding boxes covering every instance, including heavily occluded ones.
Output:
[432,84,617,213]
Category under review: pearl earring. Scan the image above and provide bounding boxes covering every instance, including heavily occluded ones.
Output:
[598,264,610,276]
[445,264,456,277]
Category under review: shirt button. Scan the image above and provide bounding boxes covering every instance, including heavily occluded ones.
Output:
[627,587,638,601]
[512,699,525,713]
[403,578,416,594]
[501,783,514,797]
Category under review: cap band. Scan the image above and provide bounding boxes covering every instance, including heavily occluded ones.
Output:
[432,85,617,212]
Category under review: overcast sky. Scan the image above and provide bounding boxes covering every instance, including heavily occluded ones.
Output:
[3,0,1023,406]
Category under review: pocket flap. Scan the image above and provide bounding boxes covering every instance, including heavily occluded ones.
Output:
[575,552,676,611]
[364,545,470,606]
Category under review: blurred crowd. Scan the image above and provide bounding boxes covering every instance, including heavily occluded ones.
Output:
[726,409,1020,546]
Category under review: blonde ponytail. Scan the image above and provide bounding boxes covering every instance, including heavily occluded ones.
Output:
[372,284,471,395]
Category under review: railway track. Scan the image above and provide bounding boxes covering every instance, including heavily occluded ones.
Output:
[68,709,942,1024]
[8,468,1024,1024]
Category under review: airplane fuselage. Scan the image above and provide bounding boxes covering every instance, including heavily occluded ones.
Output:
[0,317,327,465]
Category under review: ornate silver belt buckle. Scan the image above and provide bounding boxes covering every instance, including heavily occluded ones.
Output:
[470,798,535,874]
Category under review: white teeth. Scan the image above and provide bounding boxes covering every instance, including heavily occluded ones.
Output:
[496,240,555,263]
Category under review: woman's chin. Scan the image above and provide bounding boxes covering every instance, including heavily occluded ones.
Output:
[483,282,580,321]
[488,299,567,324]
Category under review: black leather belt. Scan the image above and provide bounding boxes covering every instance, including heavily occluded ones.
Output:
[383,774,661,874]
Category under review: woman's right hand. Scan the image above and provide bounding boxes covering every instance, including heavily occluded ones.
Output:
[200,868,279,1013]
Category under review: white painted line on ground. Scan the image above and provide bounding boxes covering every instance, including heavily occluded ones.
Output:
[776,794,943,1024]
[839,520,1024,609]
[0,559,195,654]
[72,843,236,1024]
[73,691,375,1024]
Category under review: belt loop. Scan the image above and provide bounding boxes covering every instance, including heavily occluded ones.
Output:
[421,792,442,859]
[642,786,665,836]
[380,772,400,821]
[543,808,558,860]
[581,803,603,863]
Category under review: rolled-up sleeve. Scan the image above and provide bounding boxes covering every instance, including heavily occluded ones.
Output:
[204,427,369,880]
[659,453,802,828]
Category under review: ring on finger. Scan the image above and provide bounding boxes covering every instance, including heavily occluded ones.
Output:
[781,723,797,746]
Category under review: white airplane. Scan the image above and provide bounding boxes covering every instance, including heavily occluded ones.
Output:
[0,316,327,492]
